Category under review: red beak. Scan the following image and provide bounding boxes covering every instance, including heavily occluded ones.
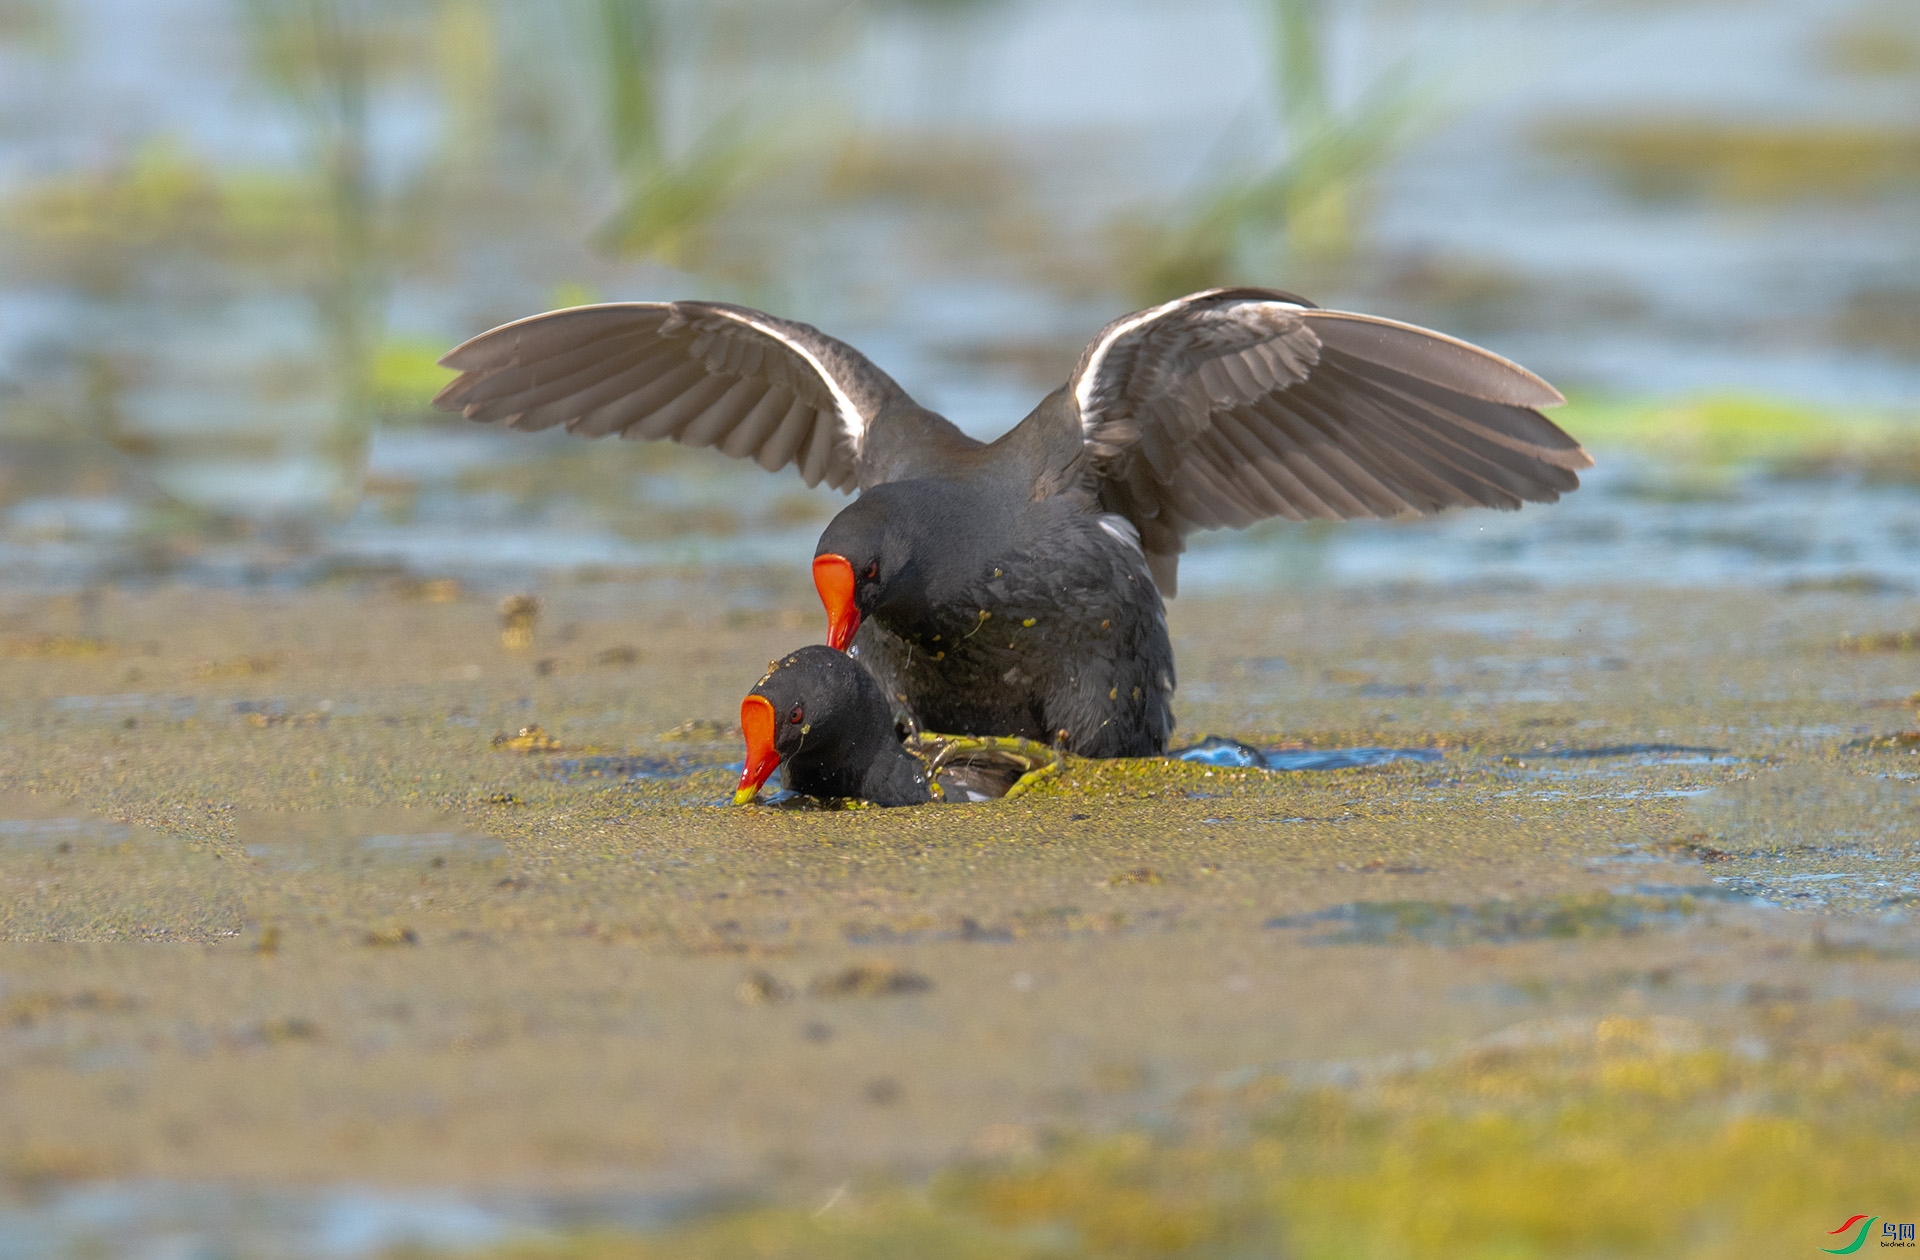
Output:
[813,553,861,652]
[733,694,780,805]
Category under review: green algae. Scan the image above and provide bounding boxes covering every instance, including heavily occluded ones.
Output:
[403,1017,1920,1260]
[1537,389,1920,492]
[5,140,336,276]
[1539,120,1920,203]
[1823,9,1920,77]
[372,339,460,421]
[1554,394,1901,471]
[1264,891,1750,946]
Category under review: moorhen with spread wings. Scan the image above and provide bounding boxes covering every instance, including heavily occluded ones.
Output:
[436,288,1590,755]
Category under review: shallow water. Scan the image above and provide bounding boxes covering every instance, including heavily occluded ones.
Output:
[10,433,1920,600]
[1263,888,1765,946]
[3,0,1917,533]
[1174,736,1444,771]
[0,1180,694,1260]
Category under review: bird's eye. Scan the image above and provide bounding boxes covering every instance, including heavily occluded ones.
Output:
[863,561,878,580]
[788,704,804,725]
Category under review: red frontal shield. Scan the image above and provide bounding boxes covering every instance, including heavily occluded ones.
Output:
[812,553,861,651]
[733,694,780,805]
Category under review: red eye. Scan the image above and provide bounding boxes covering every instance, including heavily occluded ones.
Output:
[863,562,878,580]
[788,704,804,725]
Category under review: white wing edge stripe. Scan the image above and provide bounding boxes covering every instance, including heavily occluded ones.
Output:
[1072,292,1309,429]
[717,308,872,458]
[1098,515,1144,555]
[1072,295,1190,425]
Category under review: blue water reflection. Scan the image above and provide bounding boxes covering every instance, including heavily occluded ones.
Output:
[1175,735,1443,772]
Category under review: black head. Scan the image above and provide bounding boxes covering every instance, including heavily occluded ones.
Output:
[813,480,999,649]
[733,645,901,804]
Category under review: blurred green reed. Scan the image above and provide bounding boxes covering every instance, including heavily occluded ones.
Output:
[575,0,765,263]
[0,0,61,49]
[233,0,428,507]
[1131,0,1429,302]
[1,0,836,513]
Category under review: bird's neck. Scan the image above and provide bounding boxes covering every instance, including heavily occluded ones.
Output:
[862,405,984,485]
[987,386,1089,501]
[785,721,929,806]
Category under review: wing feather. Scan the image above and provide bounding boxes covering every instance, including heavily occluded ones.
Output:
[433,301,921,490]
[557,361,704,438]
[627,372,740,441]
[1062,287,1590,593]
[1316,364,1582,501]
[1230,403,1416,518]
[551,359,707,436]
[719,386,795,460]
[1308,310,1564,407]
[444,305,638,369]
[677,378,771,448]
[800,410,837,487]
[456,349,670,426]
[1253,412,1383,519]
[1282,387,1505,510]
[1264,388,1484,513]
[444,337,668,417]
[1335,367,1588,484]
[1260,393,1457,513]
[1204,414,1304,517]
[756,396,817,475]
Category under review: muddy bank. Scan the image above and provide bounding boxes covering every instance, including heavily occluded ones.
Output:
[0,575,1916,1253]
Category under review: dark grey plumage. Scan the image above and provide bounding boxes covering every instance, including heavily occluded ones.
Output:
[818,483,1173,757]
[748,646,934,806]
[436,287,1591,755]
[744,646,1059,805]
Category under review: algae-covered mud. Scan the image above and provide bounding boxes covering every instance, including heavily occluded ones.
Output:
[1,574,1916,1256]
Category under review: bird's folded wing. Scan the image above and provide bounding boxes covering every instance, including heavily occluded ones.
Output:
[1067,287,1593,593]
[909,733,1063,802]
[433,301,913,492]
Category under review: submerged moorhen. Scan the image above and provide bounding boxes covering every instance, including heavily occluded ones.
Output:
[437,288,1590,755]
[734,645,1059,806]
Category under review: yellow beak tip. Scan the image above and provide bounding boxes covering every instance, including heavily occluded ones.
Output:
[731,787,760,807]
